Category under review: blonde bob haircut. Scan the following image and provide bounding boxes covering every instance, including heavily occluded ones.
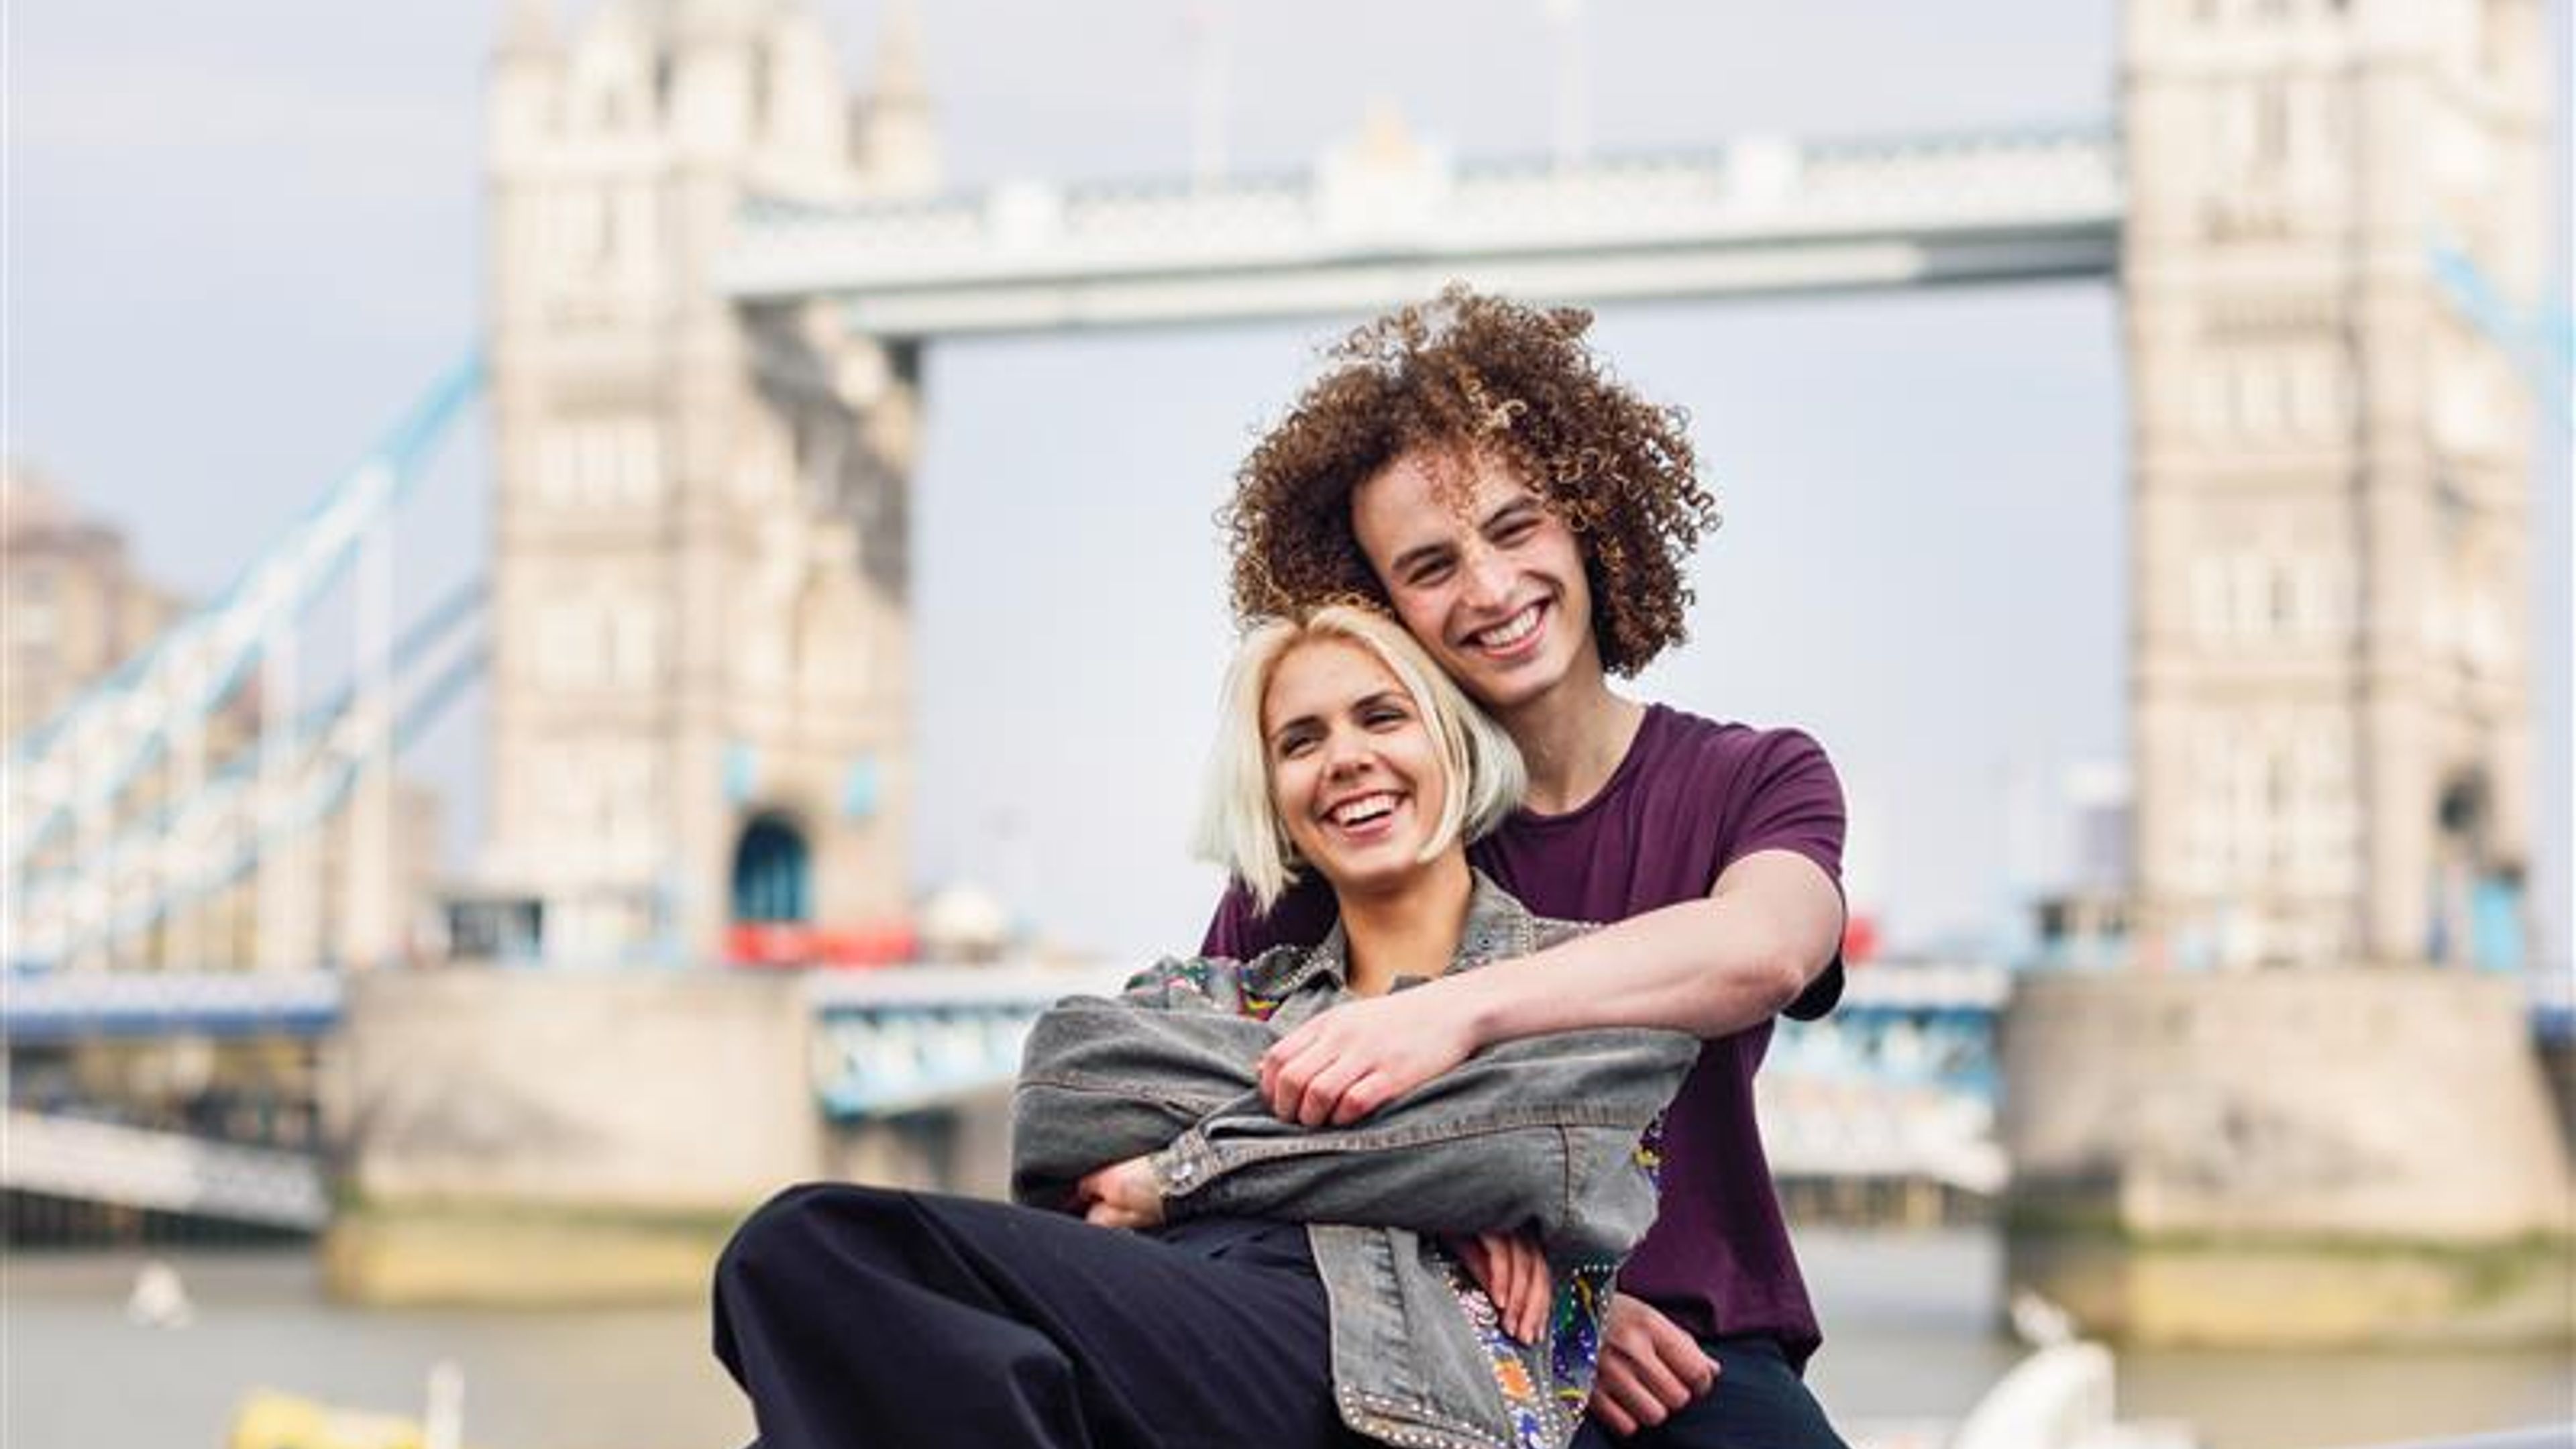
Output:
[1194,603,1525,912]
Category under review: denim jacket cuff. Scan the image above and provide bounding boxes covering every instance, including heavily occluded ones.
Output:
[1148,1127,1221,1219]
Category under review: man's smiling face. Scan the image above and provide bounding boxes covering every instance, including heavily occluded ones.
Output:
[1351,447,1598,716]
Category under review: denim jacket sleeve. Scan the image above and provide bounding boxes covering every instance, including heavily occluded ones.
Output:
[1010,969,1696,1263]
[1007,963,1279,1209]
[1146,1026,1697,1264]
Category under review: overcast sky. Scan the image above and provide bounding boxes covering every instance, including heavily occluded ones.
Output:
[9,2,2567,965]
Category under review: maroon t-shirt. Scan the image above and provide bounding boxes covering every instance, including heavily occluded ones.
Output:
[1200,704,1847,1368]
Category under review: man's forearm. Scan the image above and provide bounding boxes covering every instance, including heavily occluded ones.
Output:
[1452,892,1822,1048]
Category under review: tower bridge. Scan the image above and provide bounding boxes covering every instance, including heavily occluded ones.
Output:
[5,0,2544,986]
[3,1,2562,1311]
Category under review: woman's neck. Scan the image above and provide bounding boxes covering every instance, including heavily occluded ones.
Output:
[1496,669,1645,816]
[1338,851,1476,996]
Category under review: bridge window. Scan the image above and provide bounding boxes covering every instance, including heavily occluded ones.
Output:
[2253,82,2290,168]
[535,418,663,506]
[733,814,812,924]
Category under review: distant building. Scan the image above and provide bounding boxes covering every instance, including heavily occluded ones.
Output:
[2,464,184,745]
[3,463,259,968]
[2029,763,2135,972]
[3,463,444,971]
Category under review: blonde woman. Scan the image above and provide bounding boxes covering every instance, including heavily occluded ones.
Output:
[714,606,1695,1449]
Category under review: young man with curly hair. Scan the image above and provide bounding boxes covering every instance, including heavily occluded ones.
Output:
[1205,286,1853,1449]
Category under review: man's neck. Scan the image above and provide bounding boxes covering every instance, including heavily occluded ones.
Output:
[1498,674,1646,816]
[1338,852,1475,996]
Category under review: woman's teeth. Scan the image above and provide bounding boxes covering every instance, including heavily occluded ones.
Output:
[1329,793,1398,826]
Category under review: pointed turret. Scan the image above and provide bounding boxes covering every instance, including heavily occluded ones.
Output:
[496,0,559,58]
[850,0,941,199]
[488,0,565,171]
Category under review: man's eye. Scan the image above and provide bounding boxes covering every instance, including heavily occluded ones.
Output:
[1407,560,1453,587]
[1495,520,1538,546]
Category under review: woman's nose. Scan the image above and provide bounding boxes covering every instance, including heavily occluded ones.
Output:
[1321,728,1371,776]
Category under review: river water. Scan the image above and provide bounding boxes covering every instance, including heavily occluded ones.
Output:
[6,1229,2567,1449]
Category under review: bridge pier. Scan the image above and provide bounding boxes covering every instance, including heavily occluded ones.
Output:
[1999,971,2574,1347]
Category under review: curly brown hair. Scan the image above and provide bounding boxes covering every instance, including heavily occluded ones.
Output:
[1222,285,1720,678]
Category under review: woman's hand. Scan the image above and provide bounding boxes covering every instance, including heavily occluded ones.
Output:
[1452,1230,1552,1345]
[1586,1292,1720,1436]
[1259,986,1481,1126]
[1072,1156,1167,1230]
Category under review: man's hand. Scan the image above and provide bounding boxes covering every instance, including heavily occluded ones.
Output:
[1259,987,1479,1126]
[1072,1156,1166,1230]
[1587,1293,1719,1437]
[1451,1230,1553,1344]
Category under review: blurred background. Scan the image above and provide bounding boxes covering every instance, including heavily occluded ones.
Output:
[4,3,2569,1448]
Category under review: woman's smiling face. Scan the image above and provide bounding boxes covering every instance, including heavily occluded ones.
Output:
[1263,638,1451,897]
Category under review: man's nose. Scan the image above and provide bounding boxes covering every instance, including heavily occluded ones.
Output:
[1459,545,1512,610]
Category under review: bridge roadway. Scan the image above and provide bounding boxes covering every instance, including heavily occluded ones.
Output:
[11,961,2561,1226]
[4,961,2019,1224]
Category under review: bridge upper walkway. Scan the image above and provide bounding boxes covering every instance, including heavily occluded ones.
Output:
[718,126,2123,335]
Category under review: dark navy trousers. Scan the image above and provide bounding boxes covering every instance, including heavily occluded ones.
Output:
[712,1183,1366,1449]
[714,1182,1846,1449]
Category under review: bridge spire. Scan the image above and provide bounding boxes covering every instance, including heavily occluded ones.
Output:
[851,0,939,198]
[496,0,558,56]
[1542,0,1590,168]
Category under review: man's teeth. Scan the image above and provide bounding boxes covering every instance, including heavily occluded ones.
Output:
[1330,794,1398,826]
[1476,606,1541,649]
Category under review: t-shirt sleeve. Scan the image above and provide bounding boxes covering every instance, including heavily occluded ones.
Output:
[1199,881,1264,957]
[1199,874,1338,958]
[1724,729,1847,1021]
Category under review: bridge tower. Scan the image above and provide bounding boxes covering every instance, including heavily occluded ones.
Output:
[2124,0,2550,971]
[483,0,936,963]
[1998,0,2569,1344]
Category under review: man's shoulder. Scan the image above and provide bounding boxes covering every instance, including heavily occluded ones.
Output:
[1644,703,1828,763]
[1630,706,1833,802]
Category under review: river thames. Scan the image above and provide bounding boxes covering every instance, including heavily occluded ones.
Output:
[7,1227,2566,1449]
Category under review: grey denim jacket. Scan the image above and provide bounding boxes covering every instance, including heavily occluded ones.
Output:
[1012,872,1699,1449]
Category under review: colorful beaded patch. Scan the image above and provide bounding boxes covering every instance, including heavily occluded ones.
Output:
[1442,1250,1625,1449]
